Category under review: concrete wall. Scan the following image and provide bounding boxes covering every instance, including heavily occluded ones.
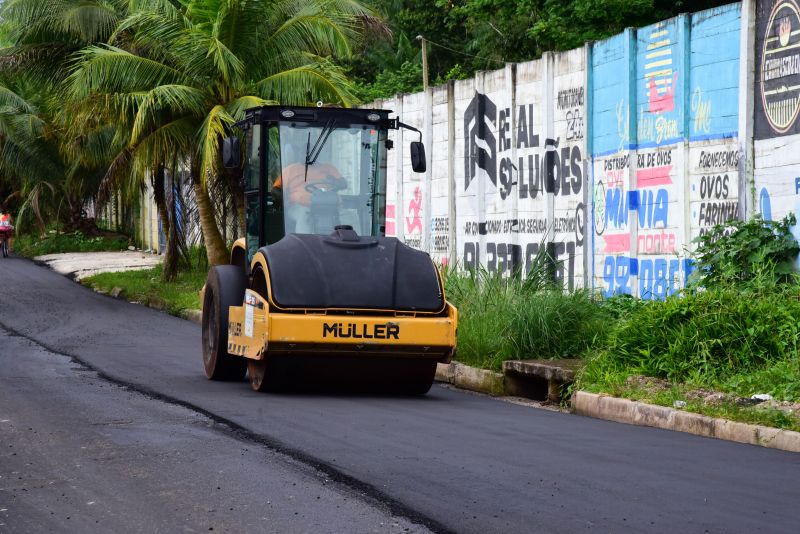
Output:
[382,2,756,299]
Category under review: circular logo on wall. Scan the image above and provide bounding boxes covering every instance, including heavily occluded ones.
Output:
[593,180,606,235]
[761,0,800,134]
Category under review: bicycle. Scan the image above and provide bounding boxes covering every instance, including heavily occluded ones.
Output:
[0,225,13,258]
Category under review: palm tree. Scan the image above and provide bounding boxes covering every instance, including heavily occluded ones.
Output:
[69,0,380,266]
[0,75,62,232]
[0,0,130,231]
[0,0,127,81]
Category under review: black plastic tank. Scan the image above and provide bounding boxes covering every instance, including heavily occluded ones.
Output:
[260,226,444,312]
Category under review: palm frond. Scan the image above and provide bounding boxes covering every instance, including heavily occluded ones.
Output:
[224,95,272,121]
[68,45,190,99]
[196,104,233,185]
[252,61,357,106]
[130,84,207,144]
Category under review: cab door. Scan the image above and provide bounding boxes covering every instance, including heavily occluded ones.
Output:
[243,124,262,261]
[263,125,285,244]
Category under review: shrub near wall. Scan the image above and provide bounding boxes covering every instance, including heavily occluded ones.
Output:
[15,231,129,257]
[581,215,800,403]
[581,281,800,399]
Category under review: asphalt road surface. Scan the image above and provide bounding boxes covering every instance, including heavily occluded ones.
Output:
[1,255,799,533]
[0,326,427,533]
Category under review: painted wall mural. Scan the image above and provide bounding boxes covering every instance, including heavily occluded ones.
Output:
[451,54,587,288]
[755,0,800,139]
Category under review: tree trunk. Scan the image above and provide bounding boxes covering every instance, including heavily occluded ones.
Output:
[154,165,179,282]
[192,163,228,266]
[152,166,171,240]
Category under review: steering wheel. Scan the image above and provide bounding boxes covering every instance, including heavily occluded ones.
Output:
[305,175,347,194]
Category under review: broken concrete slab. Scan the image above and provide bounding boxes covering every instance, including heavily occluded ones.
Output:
[34,251,162,280]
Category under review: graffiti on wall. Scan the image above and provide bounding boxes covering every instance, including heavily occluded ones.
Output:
[371,4,746,297]
[637,20,682,146]
[385,204,396,236]
[589,5,741,299]
[755,1,800,255]
[404,186,423,249]
[464,93,498,193]
[431,216,449,264]
[557,87,585,141]
[461,88,586,287]
[692,147,741,236]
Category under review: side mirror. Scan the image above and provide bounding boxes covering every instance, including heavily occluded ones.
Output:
[410,141,426,173]
[222,137,241,169]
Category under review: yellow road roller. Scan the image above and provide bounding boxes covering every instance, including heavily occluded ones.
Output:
[201,106,457,394]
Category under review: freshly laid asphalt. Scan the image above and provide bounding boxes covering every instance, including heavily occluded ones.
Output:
[1,255,799,533]
[0,326,428,533]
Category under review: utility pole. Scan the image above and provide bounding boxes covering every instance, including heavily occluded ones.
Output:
[417,35,429,90]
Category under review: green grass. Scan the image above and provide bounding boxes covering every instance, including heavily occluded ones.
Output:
[569,221,800,432]
[579,281,800,401]
[16,231,130,257]
[83,262,207,316]
[444,268,610,370]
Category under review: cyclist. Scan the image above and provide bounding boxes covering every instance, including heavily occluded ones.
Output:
[0,207,14,254]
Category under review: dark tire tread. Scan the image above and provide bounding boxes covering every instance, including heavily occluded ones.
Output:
[202,265,247,381]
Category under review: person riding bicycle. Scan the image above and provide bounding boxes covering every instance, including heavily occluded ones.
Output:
[0,207,14,253]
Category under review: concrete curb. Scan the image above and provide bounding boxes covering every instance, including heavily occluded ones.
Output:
[572,391,800,453]
[180,309,202,325]
[435,362,505,396]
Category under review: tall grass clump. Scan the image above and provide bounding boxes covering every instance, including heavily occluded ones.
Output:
[83,246,209,315]
[444,263,609,370]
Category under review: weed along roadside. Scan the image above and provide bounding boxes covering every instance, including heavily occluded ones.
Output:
[575,217,800,437]
[16,230,130,257]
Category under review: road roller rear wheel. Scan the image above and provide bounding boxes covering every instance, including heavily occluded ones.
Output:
[248,358,289,392]
[395,359,438,395]
[202,265,247,381]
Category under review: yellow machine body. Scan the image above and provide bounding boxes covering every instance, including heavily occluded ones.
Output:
[225,243,457,364]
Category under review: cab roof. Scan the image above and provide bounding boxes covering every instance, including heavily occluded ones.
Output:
[238,105,396,130]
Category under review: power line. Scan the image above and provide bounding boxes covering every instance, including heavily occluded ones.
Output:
[421,36,506,65]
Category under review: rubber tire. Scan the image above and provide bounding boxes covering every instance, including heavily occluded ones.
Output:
[248,357,293,392]
[399,359,438,395]
[202,265,248,381]
[1,238,7,258]
[248,359,286,392]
